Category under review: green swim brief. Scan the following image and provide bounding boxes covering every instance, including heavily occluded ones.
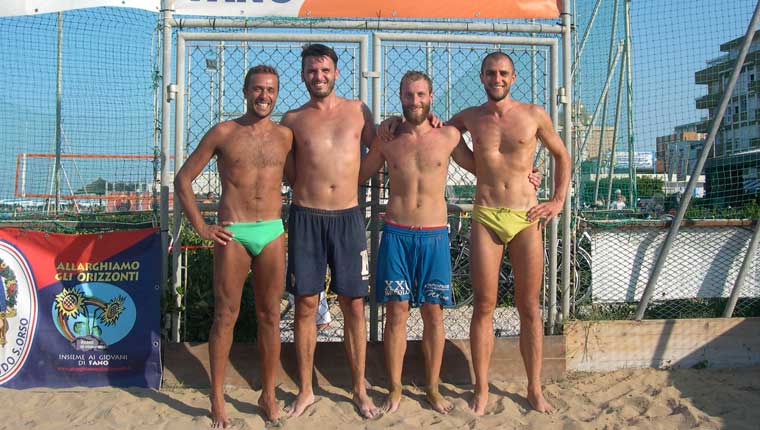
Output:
[226,219,284,256]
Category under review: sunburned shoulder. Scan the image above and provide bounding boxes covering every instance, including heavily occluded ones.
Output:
[271,122,293,137]
[431,124,461,143]
[206,119,238,138]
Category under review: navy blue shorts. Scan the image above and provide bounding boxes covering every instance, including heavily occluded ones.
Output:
[376,222,452,307]
[287,205,370,297]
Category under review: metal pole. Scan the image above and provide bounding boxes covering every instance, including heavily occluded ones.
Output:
[219,42,225,122]
[593,0,620,205]
[635,0,760,320]
[160,0,173,340]
[724,221,760,317]
[574,43,623,181]
[571,0,604,78]
[605,46,626,205]
[446,44,451,120]
[171,34,186,343]
[173,18,563,34]
[624,0,636,206]
[547,42,559,334]
[426,42,433,77]
[530,19,537,105]
[370,33,382,343]
[54,12,63,214]
[560,0,573,327]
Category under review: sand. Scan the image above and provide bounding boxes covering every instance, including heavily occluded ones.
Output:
[1,366,758,430]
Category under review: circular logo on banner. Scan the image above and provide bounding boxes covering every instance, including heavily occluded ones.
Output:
[51,283,136,351]
[0,241,38,386]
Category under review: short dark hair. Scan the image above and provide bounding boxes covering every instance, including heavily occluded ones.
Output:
[244,64,279,91]
[301,44,339,71]
[480,51,515,74]
[399,71,433,94]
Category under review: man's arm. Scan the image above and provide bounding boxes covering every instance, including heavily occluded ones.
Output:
[358,136,386,184]
[280,112,297,186]
[173,125,233,245]
[526,107,571,223]
[360,102,377,150]
[450,131,476,174]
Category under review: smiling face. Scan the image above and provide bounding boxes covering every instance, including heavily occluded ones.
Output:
[244,73,278,119]
[400,78,432,126]
[480,54,516,102]
[302,55,338,99]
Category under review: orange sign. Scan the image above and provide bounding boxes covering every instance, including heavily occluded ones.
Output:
[298,0,561,19]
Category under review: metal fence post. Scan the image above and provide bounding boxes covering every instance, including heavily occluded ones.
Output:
[634,0,760,320]
[593,0,620,206]
[560,0,573,327]
[605,45,626,205]
[370,33,382,343]
[724,221,760,317]
[160,0,173,341]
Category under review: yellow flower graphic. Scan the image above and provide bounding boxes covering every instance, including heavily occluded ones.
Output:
[54,288,85,318]
[98,296,125,326]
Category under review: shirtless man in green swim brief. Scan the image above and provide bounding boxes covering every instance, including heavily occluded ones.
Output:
[175,65,292,427]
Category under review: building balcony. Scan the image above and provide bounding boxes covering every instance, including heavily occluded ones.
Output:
[696,51,760,84]
[696,93,721,109]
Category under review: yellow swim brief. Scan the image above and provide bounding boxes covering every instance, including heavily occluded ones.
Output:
[472,205,537,244]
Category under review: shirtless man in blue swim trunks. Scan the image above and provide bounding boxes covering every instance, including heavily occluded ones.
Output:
[174,65,290,427]
[359,71,474,415]
[448,52,570,414]
[281,44,379,419]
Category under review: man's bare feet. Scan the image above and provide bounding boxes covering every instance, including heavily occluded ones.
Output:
[354,390,381,418]
[285,391,315,417]
[468,391,488,416]
[425,386,454,415]
[383,384,403,413]
[258,392,280,422]
[211,392,231,428]
[527,384,554,413]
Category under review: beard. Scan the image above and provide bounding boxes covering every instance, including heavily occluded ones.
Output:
[484,86,509,102]
[306,80,335,98]
[402,102,431,125]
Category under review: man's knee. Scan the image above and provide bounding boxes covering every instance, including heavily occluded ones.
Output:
[339,296,366,318]
[385,302,409,327]
[420,304,443,328]
[472,296,497,316]
[294,295,319,319]
[516,301,541,322]
[213,302,240,329]
[256,305,280,328]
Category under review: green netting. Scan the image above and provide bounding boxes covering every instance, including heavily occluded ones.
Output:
[574,0,759,220]
[0,8,160,217]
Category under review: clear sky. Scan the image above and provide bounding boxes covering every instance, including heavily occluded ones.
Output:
[574,0,758,153]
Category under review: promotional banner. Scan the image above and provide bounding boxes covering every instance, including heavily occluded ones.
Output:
[0,0,159,16]
[0,0,561,19]
[0,228,161,389]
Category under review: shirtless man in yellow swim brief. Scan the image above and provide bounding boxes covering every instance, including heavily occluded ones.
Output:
[447,51,570,415]
[174,65,291,427]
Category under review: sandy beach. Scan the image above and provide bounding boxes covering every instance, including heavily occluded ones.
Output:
[1,366,758,430]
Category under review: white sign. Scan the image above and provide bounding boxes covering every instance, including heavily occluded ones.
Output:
[0,1,159,16]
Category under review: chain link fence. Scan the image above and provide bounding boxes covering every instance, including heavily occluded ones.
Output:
[0,8,160,216]
[572,0,760,322]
